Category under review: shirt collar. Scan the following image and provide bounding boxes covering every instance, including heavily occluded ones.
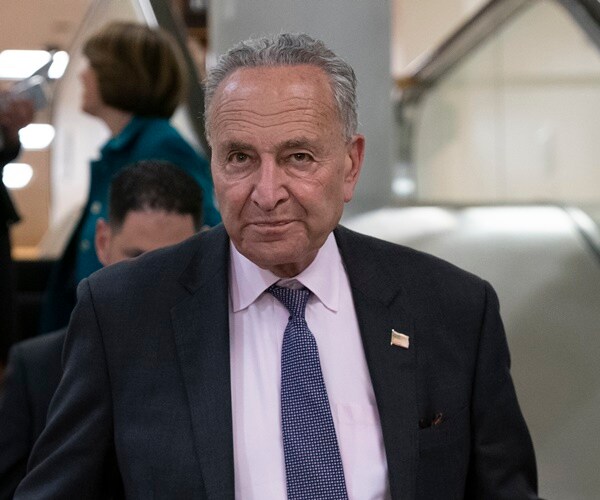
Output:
[229,232,341,313]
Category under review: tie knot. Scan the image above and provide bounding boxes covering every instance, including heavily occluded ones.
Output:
[268,284,310,318]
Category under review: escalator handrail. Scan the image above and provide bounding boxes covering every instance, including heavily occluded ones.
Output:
[396,0,600,106]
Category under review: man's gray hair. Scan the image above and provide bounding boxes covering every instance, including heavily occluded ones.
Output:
[204,33,358,141]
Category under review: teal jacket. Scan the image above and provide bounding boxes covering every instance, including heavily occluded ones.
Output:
[41,116,220,333]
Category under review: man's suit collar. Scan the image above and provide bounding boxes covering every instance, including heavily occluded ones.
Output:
[334,225,406,306]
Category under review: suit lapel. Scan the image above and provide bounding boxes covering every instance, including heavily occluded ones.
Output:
[335,226,418,500]
[171,227,235,500]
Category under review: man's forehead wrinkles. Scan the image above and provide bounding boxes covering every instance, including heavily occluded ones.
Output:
[212,95,248,110]
[216,124,324,149]
[218,92,330,105]
[217,91,334,108]
[216,103,332,119]
[218,134,320,151]
[214,111,328,130]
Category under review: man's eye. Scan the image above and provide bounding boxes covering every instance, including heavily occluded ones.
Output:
[228,152,249,163]
[291,153,312,162]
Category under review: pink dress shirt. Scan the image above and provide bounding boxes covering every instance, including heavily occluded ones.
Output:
[229,233,391,499]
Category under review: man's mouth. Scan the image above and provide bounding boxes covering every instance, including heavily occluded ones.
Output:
[251,220,294,226]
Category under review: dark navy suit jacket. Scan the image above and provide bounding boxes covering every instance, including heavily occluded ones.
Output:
[15,225,538,499]
[0,329,64,499]
[1,141,21,363]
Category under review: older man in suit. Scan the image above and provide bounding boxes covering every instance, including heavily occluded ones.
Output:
[16,33,538,499]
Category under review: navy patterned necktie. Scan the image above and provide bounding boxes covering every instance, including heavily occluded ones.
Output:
[268,284,348,500]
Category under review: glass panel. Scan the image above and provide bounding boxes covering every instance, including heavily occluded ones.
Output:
[405,0,600,212]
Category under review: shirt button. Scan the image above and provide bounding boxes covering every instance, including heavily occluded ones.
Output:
[90,201,102,214]
[80,239,91,251]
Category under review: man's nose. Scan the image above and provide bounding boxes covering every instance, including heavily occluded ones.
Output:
[250,157,288,211]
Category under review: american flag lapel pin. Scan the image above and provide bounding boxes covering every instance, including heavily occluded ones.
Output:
[390,329,410,349]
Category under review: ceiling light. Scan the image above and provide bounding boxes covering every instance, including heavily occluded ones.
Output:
[48,51,69,79]
[392,177,416,197]
[2,163,33,189]
[19,123,55,150]
[0,50,52,79]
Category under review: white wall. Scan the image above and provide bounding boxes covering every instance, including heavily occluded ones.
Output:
[392,0,486,75]
[411,0,600,205]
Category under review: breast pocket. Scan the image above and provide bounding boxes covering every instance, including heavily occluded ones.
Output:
[417,405,471,498]
[418,404,470,452]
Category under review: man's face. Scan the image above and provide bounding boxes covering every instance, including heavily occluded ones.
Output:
[95,209,196,266]
[209,65,365,277]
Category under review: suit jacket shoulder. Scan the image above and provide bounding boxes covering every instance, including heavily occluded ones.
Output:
[86,225,228,308]
[3,329,65,433]
[0,329,65,498]
[334,224,486,307]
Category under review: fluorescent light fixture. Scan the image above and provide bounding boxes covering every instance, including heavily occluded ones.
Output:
[19,123,55,150]
[0,50,51,79]
[2,163,33,189]
[48,51,69,79]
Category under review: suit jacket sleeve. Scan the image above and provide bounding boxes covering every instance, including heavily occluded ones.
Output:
[14,279,119,498]
[0,345,32,499]
[466,281,538,498]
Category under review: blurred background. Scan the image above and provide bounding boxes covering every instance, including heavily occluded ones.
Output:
[1,0,599,497]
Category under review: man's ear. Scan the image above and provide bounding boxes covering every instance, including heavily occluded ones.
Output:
[95,218,111,267]
[343,134,365,203]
